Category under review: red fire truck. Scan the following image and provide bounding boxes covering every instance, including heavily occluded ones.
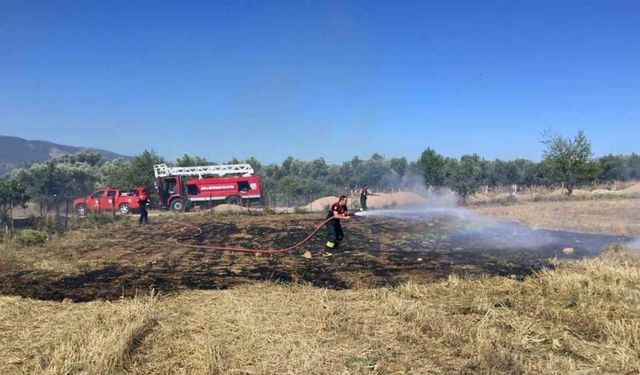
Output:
[73,187,146,215]
[153,163,262,212]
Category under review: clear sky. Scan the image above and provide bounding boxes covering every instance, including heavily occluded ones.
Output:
[1,0,638,163]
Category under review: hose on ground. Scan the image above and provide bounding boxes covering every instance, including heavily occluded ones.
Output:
[172,217,338,254]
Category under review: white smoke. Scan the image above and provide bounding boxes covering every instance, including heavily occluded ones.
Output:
[419,188,459,208]
[354,201,628,254]
[356,206,548,247]
[629,238,640,250]
[353,183,633,255]
[355,187,486,225]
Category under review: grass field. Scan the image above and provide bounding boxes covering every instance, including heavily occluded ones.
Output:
[474,198,640,236]
[1,248,638,374]
[1,198,639,374]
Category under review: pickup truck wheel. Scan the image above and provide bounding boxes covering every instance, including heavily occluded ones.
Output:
[226,195,242,205]
[75,204,87,216]
[170,199,185,212]
[118,203,130,214]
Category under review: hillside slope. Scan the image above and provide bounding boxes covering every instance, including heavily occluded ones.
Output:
[0,135,129,174]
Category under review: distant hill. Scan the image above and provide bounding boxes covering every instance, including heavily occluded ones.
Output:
[0,135,131,175]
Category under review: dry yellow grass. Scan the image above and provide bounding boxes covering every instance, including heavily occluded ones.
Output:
[2,248,639,375]
[469,182,640,204]
[474,198,640,236]
[0,228,98,273]
[0,293,157,374]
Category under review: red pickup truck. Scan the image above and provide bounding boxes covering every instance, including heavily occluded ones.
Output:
[73,187,146,215]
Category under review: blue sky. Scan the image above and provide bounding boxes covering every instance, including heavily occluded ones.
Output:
[1,0,638,163]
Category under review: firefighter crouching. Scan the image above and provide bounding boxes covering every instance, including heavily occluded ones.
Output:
[324,195,350,256]
[138,190,149,225]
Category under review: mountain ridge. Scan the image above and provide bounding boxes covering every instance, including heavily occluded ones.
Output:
[0,135,131,175]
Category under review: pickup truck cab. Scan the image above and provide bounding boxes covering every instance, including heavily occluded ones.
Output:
[73,187,145,215]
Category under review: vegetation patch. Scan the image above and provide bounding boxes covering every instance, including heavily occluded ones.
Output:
[15,229,49,246]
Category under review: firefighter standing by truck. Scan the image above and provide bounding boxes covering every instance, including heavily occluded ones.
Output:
[324,195,350,256]
[137,189,149,224]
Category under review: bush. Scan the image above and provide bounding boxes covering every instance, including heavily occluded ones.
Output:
[15,229,49,246]
[86,214,119,225]
[117,218,133,229]
[71,213,122,230]
[31,215,61,233]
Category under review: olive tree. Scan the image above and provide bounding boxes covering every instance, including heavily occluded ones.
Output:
[175,154,209,167]
[542,131,595,195]
[0,178,29,232]
[417,148,447,190]
[445,154,484,203]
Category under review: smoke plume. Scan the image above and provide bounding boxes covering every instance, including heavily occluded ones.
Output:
[354,190,630,255]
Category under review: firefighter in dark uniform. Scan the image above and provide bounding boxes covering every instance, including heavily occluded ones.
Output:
[137,190,149,224]
[360,185,371,211]
[324,195,350,256]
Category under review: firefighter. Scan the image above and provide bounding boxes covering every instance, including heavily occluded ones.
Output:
[360,185,373,211]
[324,195,350,256]
[137,189,149,224]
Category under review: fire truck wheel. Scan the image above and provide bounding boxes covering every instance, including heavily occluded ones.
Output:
[226,195,242,205]
[118,203,130,214]
[75,204,87,216]
[170,199,185,212]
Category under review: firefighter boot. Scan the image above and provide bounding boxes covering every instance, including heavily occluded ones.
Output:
[323,241,335,257]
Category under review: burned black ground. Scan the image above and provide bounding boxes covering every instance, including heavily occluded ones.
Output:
[0,213,628,302]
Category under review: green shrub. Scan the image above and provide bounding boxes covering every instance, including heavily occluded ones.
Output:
[87,214,118,224]
[31,215,61,233]
[117,218,133,229]
[15,229,49,246]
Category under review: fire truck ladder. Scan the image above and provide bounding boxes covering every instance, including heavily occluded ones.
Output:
[153,163,255,179]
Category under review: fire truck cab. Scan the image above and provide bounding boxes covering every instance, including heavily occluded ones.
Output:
[153,163,262,212]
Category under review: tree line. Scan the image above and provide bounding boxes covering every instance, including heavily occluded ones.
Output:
[1,131,639,223]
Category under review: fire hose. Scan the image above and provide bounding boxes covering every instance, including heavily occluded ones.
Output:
[172,215,355,254]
